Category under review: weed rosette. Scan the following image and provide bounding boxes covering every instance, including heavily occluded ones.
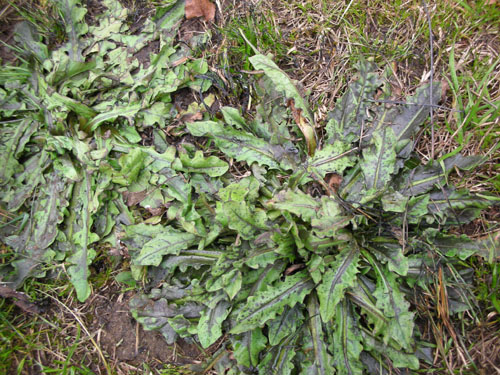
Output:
[1,0,499,374]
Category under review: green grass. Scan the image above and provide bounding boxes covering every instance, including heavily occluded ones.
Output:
[6,0,65,46]
[0,286,95,374]
[252,0,500,171]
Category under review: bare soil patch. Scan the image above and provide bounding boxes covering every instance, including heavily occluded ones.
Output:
[89,288,201,371]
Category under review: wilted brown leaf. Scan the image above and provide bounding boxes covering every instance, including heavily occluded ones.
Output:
[0,285,42,314]
[185,0,216,22]
[180,111,203,123]
[287,98,317,156]
[284,263,305,275]
[326,173,343,192]
[122,190,148,206]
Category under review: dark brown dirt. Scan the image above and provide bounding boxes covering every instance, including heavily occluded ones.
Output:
[0,3,20,64]
[90,289,201,369]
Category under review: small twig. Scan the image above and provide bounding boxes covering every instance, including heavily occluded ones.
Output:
[335,0,355,25]
[135,321,140,356]
[363,98,462,112]
[422,0,435,159]
[240,69,265,75]
[310,147,359,167]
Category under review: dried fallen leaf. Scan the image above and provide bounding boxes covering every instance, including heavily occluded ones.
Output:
[185,0,216,22]
[287,98,317,156]
[0,285,42,314]
[284,263,306,275]
[180,111,203,124]
[122,190,148,206]
[326,173,343,192]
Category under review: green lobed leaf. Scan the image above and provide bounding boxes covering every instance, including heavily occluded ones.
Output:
[57,0,88,62]
[233,328,268,369]
[268,189,320,222]
[160,250,220,275]
[325,60,381,144]
[424,228,500,261]
[361,329,419,370]
[242,245,283,269]
[231,271,313,334]
[249,54,313,125]
[307,141,356,179]
[215,201,267,240]
[331,300,364,375]
[346,280,387,335]
[267,305,304,346]
[172,150,229,177]
[6,173,69,288]
[187,120,290,170]
[311,196,351,238]
[0,118,37,187]
[4,150,50,211]
[307,294,334,375]
[370,259,414,350]
[257,334,297,375]
[366,239,409,276]
[317,245,360,322]
[129,294,203,344]
[218,176,260,203]
[360,127,397,194]
[67,172,99,302]
[89,103,142,131]
[112,148,150,185]
[134,228,197,266]
[197,298,231,348]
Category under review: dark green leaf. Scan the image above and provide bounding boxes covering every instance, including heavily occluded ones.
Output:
[425,188,500,225]
[424,228,500,261]
[317,245,360,322]
[370,259,414,350]
[257,334,297,375]
[134,228,197,266]
[362,329,419,370]
[268,189,320,222]
[331,300,364,375]
[215,201,267,240]
[325,60,380,144]
[249,54,314,125]
[366,239,408,276]
[233,328,267,368]
[14,22,49,61]
[375,83,441,145]
[231,271,313,334]
[307,294,334,375]
[361,127,397,193]
[57,0,88,61]
[6,173,68,288]
[67,172,98,302]
[187,120,291,170]
[197,298,231,348]
[172,150,229,177]
[267,305,303,346]
[5,150,50,211]
[0,119,37,187]
[398,154,483,196]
